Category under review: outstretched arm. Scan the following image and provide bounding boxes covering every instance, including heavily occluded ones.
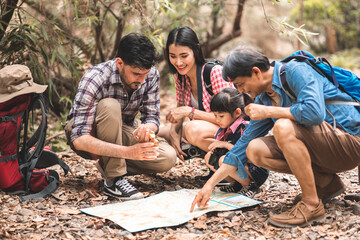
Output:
[166,106,217,124]
[190,163,240,212]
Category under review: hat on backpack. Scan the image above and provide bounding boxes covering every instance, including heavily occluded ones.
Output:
[0,64,47,103]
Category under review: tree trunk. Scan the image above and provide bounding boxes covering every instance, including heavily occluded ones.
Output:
[325,25,337,54]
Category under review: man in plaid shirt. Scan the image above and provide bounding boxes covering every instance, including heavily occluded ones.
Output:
[65,33,176,200]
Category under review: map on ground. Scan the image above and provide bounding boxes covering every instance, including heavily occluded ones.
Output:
[80,189,262,232]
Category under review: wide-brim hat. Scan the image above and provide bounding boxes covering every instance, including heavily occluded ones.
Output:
[0,64,47,103]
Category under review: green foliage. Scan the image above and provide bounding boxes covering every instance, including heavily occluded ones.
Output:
[59,96,73,125]
[260,0,319,47]
[0,0,308,116]
[0,16,82,108]
[290,0,360,50]
[329,49,360,70]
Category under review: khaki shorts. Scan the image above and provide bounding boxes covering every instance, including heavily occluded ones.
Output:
[259,121,360,174]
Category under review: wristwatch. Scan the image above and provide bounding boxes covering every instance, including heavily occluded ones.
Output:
[188,107,195,121]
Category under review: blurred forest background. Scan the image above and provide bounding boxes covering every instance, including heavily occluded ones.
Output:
[1,0,360,120]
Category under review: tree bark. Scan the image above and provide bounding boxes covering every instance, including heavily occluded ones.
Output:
[325,25,337,54]
[204,0,246,57]
[0,0,19,41]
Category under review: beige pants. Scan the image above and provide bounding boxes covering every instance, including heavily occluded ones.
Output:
[65,98,177,178]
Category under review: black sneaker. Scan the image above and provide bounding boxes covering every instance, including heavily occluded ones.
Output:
[238,181,261,198]
[195,171,214,181]
[220,181,243,193]
[195,171,230,186]
[104,177,144,200]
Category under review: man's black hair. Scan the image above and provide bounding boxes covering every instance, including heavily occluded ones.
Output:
[116,33,159,69]
[222,46,270,82]
[165,26,206,74]
[210,88,253,121]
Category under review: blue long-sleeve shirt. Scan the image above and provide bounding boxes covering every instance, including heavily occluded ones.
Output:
[224,61,360,180]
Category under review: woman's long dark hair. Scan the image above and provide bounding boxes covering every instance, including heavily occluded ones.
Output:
[210,88,253,121]
[165,26,206,74]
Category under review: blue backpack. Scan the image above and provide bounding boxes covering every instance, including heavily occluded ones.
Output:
[279,50,360,111]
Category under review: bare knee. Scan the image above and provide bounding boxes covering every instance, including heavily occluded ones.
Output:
[273,119,297,148]
[246,139,267,167]
[184,121,201,143]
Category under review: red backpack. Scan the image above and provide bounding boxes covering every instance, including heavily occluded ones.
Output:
[0,91,71,201]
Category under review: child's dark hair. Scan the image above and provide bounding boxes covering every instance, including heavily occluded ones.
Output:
[210,88,253,121]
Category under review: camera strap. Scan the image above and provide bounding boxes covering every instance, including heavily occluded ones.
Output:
[179,74,186,143]
[178,65,202,143]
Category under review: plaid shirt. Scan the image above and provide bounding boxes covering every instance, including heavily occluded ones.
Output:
[175,64,234,112]
[67,59,160,142]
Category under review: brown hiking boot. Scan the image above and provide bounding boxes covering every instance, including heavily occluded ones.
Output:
[268,201,325,228]
[293,174,346,204]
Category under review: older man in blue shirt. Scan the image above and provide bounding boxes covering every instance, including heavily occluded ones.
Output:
[191,46,360,228]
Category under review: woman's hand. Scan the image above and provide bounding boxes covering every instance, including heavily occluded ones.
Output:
[168,129,187,161]
[204,151,215,171]
[166,106,192,123]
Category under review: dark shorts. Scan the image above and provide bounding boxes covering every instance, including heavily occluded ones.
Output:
[248,163,269,187]
[259,121,360,174]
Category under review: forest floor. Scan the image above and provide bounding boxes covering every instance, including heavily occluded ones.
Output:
[1,90,360,240]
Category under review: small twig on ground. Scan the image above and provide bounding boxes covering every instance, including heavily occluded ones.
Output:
[46,131,64,143]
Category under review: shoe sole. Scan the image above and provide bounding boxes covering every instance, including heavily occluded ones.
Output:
[293,182,347,205]
[104,190,144,201]
[322,183,346,203]
[216,182,231,186]
[267,214,326,228]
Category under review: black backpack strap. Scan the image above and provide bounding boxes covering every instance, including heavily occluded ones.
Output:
[18,94,47,193]
[279,63,338,129]
[203,62,215,96]
[19,170,59,202]
[278,63,296,101]
[202,59,223,96]
[196,64,205,111]
[34,149,72,175]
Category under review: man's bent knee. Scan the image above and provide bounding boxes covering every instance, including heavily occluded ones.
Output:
[246,138,267,167]
[96,98,121,119]
[273,119,297,147]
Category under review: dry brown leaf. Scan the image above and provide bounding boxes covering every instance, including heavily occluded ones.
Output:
[52,191,68,201]
[217,227,232,236]
[194,219,207,229]
[32,215,46,222]
[55,207,81,215]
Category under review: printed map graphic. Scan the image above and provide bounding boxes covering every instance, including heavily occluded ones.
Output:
[80,189,261,232]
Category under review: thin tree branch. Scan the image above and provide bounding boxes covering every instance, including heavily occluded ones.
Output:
[233,0,246,32]
[110,17,126,59]
[206,0,246,55]
[0,0,19,41]
[207,29,242,53]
